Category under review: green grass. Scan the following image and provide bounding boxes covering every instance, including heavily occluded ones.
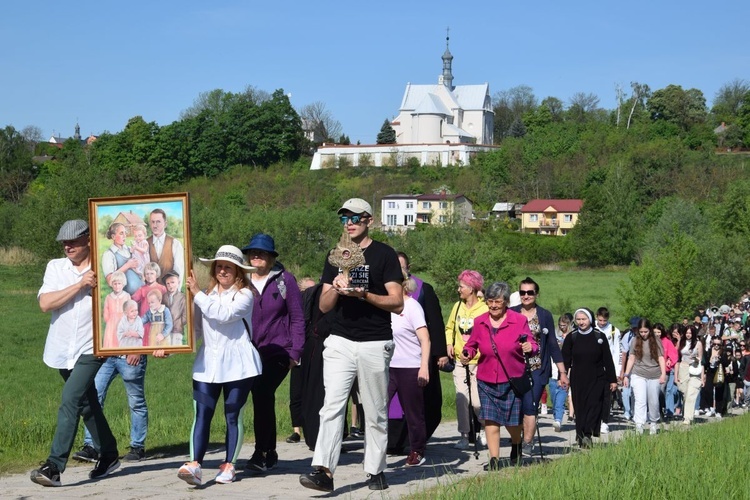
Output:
[0,264,625,474]
[408,414,750,499]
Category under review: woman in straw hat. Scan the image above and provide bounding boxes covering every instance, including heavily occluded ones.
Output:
[174,245,262,486]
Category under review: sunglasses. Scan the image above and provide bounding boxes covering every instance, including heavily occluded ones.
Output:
[340,215,368,225]
[519,290,536,296]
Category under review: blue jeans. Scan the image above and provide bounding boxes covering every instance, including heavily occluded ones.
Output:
[621,384,633,418]
[664,371,677,416]
[84,356,148,449]
[548,377,568,422]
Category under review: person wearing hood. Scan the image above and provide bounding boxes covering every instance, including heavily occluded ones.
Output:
[242,234,305,473]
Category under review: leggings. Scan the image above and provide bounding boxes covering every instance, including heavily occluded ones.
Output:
[190,377,254,464]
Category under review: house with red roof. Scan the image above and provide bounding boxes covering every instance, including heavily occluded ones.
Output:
[520,199,583,236]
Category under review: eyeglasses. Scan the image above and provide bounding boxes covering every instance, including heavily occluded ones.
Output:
[518,290,536,297]
[340,215,368,225]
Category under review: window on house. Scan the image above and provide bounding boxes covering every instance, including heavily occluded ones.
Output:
[422,202,430,209]
[564,214,572,223]
[529,214,538,222]
[439,215,447,223]
[406,214,414,224]
[440,202,448,209]
[406,202,413,209]
[387,214,397,226]
[387,201,395,209]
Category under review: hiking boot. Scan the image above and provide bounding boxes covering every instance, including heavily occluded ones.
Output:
[285,432,301,443]
[299,468,334,492]
[245,450,266,472]
[123,446,145,462]
[89,455,120,479]
[405,451,425,466]
[73,444,99,463]
[366,471,388,490]
[215,462,236,484]
[178,461,202,486]
[30,461,61,487]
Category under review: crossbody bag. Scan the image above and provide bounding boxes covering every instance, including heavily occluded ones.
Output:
[489,328,532,397]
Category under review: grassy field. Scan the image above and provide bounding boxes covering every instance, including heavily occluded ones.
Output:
[408,413,750,499]
[0,263,627,474]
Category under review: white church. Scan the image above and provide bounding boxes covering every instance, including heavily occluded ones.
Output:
[310,37,496,170]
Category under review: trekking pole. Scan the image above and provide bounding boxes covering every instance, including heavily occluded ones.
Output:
[520,334,545,461]
[462,359,480,460]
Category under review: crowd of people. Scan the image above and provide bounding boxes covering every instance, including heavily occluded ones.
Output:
[30,201,750,492]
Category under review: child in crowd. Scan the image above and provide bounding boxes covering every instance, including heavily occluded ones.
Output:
[102,271,131,348]
[130,224,150,279]
[163,271,186,346]
[117,300,145,348]
[141,289,172,347]
[132,262,167,345]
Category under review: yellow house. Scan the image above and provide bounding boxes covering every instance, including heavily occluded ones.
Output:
[520,199,583,236]
[416,193,473,226]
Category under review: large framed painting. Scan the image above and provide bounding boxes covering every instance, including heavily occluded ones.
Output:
[89,193,193,356]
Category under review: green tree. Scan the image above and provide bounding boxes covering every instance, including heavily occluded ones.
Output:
[648,85,707,131]
[492,85,537,142]
[0,125,36,202]
[376,119,396,144]
[710,78,749,125]
[570,163,642,266]
[619,230,710,322]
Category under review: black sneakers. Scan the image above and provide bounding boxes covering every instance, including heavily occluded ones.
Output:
[123,447,145,462]
[265,450,278,470]
[72,444,99,463]
[245,450,267,472]
[366,471,388,490]
[89,455,120,479]
[299,468,334,492]
[30,461,61,487]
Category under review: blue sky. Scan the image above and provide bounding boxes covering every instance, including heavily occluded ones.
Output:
[2,1,748,145]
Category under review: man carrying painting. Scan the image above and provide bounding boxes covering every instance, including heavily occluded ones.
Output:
[30,220,121,487]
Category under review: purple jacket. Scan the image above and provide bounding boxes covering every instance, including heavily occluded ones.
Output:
[463,310,537,384]
[250,264,305,362]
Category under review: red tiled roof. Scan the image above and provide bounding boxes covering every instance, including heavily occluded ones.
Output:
[520,199,583,213]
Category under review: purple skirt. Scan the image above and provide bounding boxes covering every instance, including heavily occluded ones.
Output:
[478,380,522,426]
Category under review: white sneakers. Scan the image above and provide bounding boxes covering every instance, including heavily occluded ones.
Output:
[178,461,202,486]
[553,420,562,432]
[600,422,609,434]
[215,462,236,484]
[649,423,658,435]
[540,404,548,415]
[479,430,487,446]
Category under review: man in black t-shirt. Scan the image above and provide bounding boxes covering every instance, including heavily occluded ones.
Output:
[299,198,403,493]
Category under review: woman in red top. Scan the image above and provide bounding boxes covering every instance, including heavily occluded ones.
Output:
[461,281,536,471]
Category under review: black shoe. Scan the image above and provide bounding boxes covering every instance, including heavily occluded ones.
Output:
[30,461,61,487]
[299,469,334,492]
[349,426,362,438]
[123,446,145,462]
[366,471,388,490]
[265,450,278,470]
[245,450,266,472]
[286,432,301,443]
[72,444,99,463]
[89,456,120,479]
[483,457,501,472]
